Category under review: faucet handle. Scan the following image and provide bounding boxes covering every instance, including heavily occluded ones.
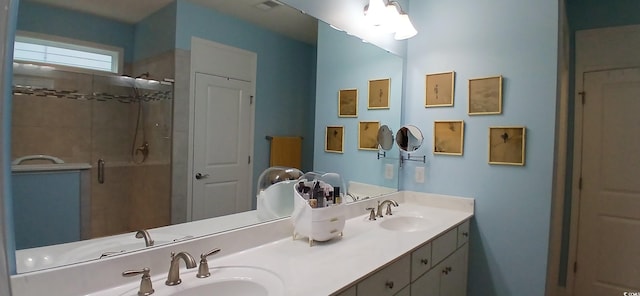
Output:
[365,207,376,221]
[197,248,221,278]
[385,202,398,216]
[122,267,155,296]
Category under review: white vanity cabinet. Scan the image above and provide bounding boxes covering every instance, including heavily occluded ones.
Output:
[411,220,470,296]
[334,219,470,296]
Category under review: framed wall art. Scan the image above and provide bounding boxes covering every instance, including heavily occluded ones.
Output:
[489,126,526,165]
[433,120,464,155]
[338,89,358,117]
[368,78,390,109]
[425,71,455,107]
[325,126,344,153]
[358,121,380,150]
[468,75,503,115]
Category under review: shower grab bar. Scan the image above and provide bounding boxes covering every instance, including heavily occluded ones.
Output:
[12,155,65,165]
[98,159,105,184]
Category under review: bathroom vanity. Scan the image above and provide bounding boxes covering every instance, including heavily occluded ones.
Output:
[10,191,473,296]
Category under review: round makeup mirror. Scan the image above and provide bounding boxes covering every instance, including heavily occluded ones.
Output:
[395,125,424,152]
[377,125,394,151]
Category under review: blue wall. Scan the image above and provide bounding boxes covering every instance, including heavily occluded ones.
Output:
[17,1,135,63]
[133,2,176,62]
[175,0,317,199]
[314,22,402,190]
[401,0,558,295]
[12,172,81,249]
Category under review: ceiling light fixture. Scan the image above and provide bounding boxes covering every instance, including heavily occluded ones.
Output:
[364,0,417,40]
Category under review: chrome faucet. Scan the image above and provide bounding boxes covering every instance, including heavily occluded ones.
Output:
[135,229,154,247]
[377,199,399,218]
[165,251,197,286]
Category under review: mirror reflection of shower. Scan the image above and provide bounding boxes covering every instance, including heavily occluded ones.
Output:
[131,72,150,164]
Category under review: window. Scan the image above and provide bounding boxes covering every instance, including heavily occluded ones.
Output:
[14,34,123,74]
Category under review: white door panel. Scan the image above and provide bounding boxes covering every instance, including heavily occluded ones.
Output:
[192,73,252,221]
[574,68,640,295]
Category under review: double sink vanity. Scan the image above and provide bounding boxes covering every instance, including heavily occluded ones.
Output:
[10,191,473,296]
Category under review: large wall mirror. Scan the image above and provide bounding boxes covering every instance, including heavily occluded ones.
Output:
[7,0,403,273]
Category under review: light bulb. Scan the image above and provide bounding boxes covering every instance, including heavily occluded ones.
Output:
[365,0,387,26]
[380,4,401,33]
[394,13,417,40]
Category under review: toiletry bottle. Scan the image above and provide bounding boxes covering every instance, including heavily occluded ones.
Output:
[333,187,341,204]
[314,181,323,208]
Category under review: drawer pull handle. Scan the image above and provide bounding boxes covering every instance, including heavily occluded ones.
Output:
[442,266,453,275]
[330,229,338,234]
[330,217,339,222]
[420,258,429,265]
[385,280,394,289]
[462,232,469,237]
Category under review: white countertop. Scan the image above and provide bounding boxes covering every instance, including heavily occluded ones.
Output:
[222,203,471,295]
[72,192,474,296]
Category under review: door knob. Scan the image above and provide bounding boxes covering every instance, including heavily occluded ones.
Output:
[195,173,210,180]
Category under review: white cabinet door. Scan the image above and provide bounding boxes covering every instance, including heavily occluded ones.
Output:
[412,242,469,296]
[440,243,468,296]
[411,264,439,295]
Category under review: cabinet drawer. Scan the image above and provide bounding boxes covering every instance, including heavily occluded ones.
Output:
[410,242,431,282]
[432,227,457,266]
[357,255,410,296]
[457,220,470,247]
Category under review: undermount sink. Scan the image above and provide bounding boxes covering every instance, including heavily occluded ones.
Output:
[379,215,433,232]
[120,266,284,296]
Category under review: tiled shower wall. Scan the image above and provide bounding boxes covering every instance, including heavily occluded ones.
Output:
[12,52,174,239]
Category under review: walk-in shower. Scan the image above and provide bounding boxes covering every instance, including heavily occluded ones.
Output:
[11,63,174,243]
[131,72,151,164]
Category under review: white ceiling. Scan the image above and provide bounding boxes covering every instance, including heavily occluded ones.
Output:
[28,0,318,44]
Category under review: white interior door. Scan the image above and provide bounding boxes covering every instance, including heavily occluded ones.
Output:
[573,68,640,295]
[192,73,252,220]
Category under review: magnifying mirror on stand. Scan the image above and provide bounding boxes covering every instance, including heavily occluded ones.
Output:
[395,124,426,166]
[377,125,394,158]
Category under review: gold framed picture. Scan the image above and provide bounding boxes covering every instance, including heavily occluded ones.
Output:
[338,89,358,117]
[358,121,380,150]
[433,120,464,155]
[425,71,455,107]
[468,75,503,115]
[489,126,526,165]
[368,78,390,109]
[325,126,344,153]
